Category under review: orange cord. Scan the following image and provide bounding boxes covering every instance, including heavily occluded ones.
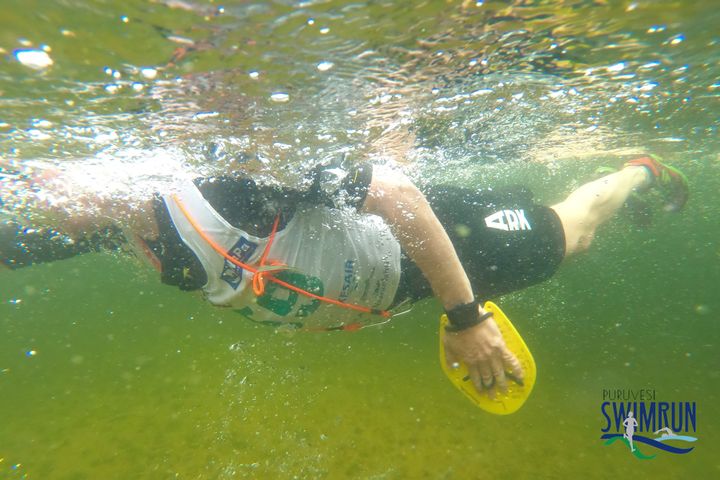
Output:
[251,215,284,296]
[171,195,391,318]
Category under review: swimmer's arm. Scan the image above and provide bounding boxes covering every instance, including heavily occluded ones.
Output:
[362,168,523,396]
[361,168,474,309]
[0,220,131,270]
[0,165,158,268]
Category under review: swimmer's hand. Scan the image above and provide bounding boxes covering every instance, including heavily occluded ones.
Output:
[442,310,524,399]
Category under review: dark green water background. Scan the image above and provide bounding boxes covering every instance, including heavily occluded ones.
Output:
[1,1,718,478]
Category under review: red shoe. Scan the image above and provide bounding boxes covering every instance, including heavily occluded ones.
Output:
[624,155,689,212]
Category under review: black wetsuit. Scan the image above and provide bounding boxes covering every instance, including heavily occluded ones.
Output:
[0,164,565,303]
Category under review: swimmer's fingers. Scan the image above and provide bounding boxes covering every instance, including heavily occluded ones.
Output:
[477,347,523,398]
[490,356,508,397]
[443,317,506,398]
[478,362,496,397]
[467,367,481,392]
[502,346,524,385]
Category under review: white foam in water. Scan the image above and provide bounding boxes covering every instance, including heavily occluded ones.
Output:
[24,147,197,208]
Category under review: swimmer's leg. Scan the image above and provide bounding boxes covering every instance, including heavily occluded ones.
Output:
[550,166,650,258]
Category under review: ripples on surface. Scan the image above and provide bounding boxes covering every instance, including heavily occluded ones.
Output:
[1,1,716,189]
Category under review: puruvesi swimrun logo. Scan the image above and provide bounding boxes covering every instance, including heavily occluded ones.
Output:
[600,389,698,459]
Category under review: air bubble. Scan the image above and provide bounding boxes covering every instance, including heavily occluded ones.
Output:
[31,119,52,128]
[693,304,710,315]
[140,67,157,79]
[15,49,53,69]
[668,34,685,45]
[270,92,290,102]
[193,111,219,120]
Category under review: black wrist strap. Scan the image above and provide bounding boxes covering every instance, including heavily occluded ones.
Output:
[445,299,492,332]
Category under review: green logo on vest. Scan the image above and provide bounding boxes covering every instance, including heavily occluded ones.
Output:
[239,271,324,320]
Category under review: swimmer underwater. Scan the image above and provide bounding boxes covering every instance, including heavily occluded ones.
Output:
[0,155,688,399]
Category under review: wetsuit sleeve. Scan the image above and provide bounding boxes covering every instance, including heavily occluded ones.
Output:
[0,219,123,269]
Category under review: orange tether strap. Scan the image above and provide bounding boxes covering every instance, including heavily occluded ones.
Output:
[251,214,283,296]
[170,195,391,318]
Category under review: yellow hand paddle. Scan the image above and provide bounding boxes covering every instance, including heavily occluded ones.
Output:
[439,301,536,415]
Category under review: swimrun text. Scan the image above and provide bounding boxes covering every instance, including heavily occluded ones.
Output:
[600,401,696,433]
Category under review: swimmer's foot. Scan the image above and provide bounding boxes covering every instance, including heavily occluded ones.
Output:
[624,155,689,212]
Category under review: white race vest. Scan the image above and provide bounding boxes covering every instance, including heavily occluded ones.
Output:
[163,182,401,327]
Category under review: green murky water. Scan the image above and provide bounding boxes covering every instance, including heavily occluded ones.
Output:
[1,1,718,478]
